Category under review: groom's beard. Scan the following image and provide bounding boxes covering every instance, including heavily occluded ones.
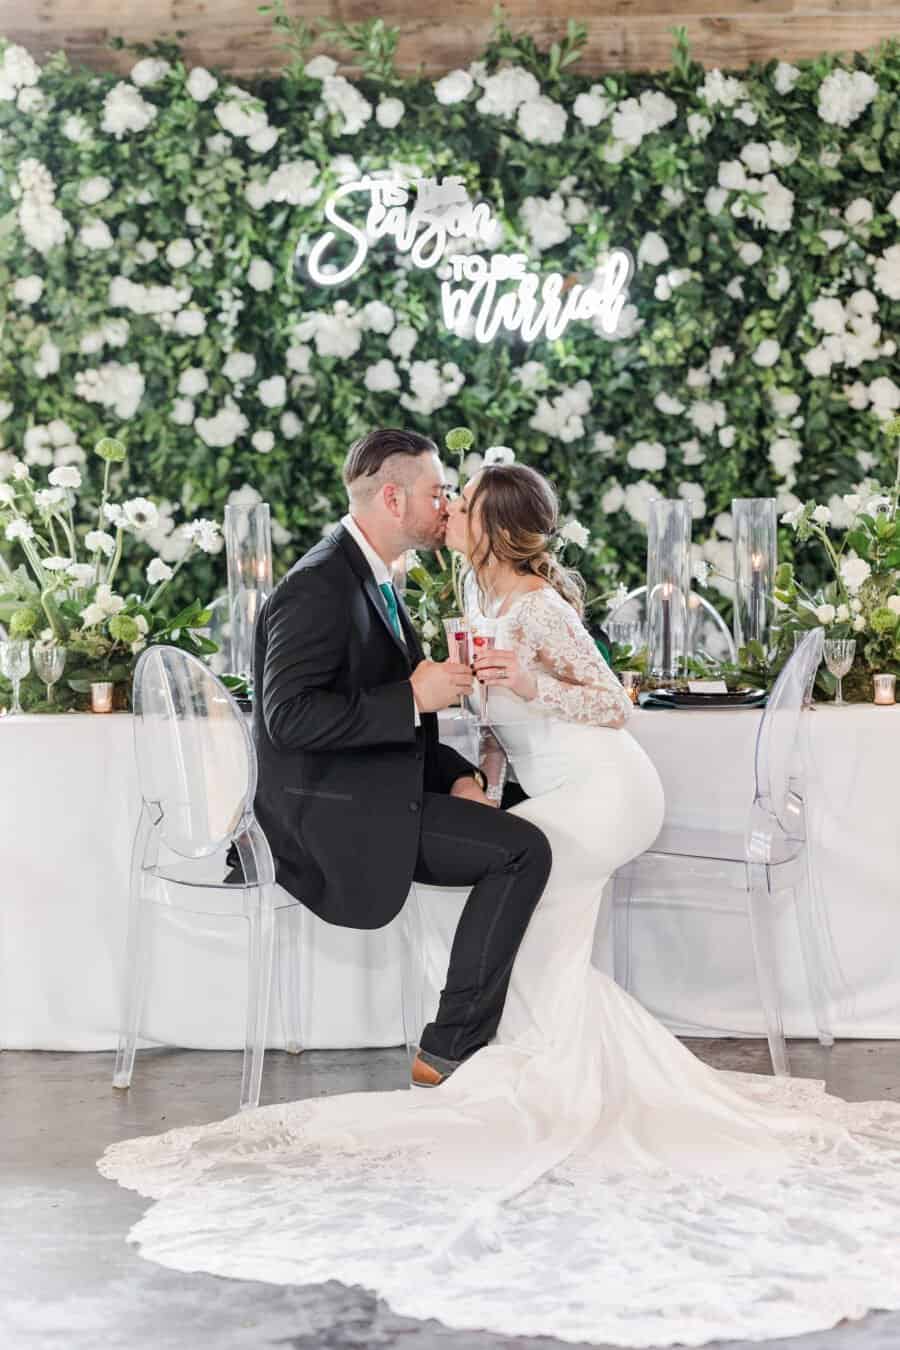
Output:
[405,515,448,551]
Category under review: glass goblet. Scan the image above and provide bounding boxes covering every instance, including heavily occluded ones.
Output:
[607,620,643,656]
[0,639,31,716]
[470,616,498,725]
[823,638,856,707]
[33,643,66,704]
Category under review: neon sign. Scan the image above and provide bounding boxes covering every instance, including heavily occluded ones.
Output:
[302,175,632,344]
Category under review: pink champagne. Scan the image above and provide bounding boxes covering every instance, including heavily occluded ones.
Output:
[472,632,496,723]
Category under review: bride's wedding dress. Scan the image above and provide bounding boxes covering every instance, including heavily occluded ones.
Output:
[100,587,900,1347]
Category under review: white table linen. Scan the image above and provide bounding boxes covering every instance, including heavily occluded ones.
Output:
[1,705,897,1051]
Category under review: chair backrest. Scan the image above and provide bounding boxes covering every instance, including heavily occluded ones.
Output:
[752,627,824,832]
[605,585,736,662]
[201,592,232,675]
[132,645,256,858]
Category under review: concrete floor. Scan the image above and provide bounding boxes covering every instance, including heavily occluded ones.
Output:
[3,1040,900,1350]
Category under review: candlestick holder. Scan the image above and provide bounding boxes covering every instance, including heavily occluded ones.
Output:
[224,502,273,681]
[646,499,691,682]
[732,498,777,655]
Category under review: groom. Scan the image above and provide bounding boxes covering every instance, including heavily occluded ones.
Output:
[253,429,552,1086]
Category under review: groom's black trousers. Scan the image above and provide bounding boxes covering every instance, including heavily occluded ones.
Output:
[412,792,551,1065]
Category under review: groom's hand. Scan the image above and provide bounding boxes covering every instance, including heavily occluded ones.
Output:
[450,775,493,807]
[410,659,473,713]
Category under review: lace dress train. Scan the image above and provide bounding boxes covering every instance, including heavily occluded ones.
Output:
[100,588,900,1347]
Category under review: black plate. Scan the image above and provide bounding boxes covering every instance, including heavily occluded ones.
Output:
[639,688,768,710]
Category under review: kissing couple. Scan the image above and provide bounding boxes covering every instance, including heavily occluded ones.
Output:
[101,428,900,1349]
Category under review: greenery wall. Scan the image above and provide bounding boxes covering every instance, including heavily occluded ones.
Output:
[0,17,898,605]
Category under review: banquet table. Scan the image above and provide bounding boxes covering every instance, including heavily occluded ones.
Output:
[2,704,898,1052]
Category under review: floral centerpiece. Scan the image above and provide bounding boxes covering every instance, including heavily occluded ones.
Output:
[771,415,900,700]
[0,436,221,709]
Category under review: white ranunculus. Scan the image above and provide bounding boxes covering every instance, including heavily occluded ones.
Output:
[637,231,669,267]
[166,238,195,268]
[79,219,115,251]
[146,557,173,585]
[434,69,474,105]
[818,68,878,128]
[131,58,170,87]
[376,97,404,129]
[815,604,836,626]
[251,430,275,454]
[840,556,872,594]
[364,360,401,393]
[517,95,567,145]
[773,62,801,95]
[173,307,206,336]
[171,398,194,425]
[80,603,107,627]
[223,351,256,382]
[752,339,781,368]
[627,440,666,471]
[102,82,157,137]
[48,466,81,489]
[248,257,274,291]
[573,86,613,126]
[258,375,286,408]
[388,325,418,361]
[304,56,339,80]
[13,274,43,305]
[186,67,218,101]
[737,241,763,265]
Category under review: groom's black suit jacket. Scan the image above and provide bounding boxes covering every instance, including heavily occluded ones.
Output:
[252,524,476,929]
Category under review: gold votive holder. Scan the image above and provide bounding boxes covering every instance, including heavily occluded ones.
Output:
[620,670,642,704]
[90,681,114,713]
[873,673,896,705]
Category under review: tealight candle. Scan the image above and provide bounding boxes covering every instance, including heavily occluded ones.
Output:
[90,681,114,713]
[873,673,896,706]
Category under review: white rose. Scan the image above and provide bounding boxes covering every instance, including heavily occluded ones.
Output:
[818,68,878,128]
[34,341,60,378]
[258,375,286,408]
[845,197,874,227]
[718,159,747,191]
[186,67,218,102]
[835,604,850,623]
[434,69,473,105]
[752,339,781,368]
[364,360,401,393]
[737,241,763,265]
[280,411,301,438]
[178,367,208,396]
[768,437,801,477]
[376,97,404,129]
[78,176,112,205]
[637,232,669,267]
[705,187,728,216]
[171,397,194,425]
[388,325,417,361]
[248,257,274,292]
[304,56,339,80]
[740,142,771,175]
[13,275,43,304]
[773,62,801,95]
[887,596,900,616]
[174,307,206,336]
[166,238,195,268]
[852,615,866,632]
[559,519,590,548]
[839,556,872,594]
[223,351,257,382]
[248,126,279,154]
[245,181,270,212]
[362,300,395,334]
[101,82,157,137]
[687,113,712,140]
[517,95,567,146]
[79,219,115,251]
[816,604,836,625]
[80,603,107,627]
[809,296,846,333]
[573,87,612,126]
[627,440,666,471]
[131,58,171,87]
[251,430,275,454]
[812,504,832,526]
[601,484,625,514]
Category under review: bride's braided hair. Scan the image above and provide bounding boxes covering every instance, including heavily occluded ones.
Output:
[467,463,586,617]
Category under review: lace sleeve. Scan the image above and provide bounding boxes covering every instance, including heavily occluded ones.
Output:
[507,590,632,729]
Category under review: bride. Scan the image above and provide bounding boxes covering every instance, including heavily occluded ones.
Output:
[101,464,900,1348]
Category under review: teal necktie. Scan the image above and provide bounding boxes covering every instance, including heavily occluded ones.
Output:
[379,582,402,639]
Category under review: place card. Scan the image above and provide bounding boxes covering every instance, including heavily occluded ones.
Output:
[687,679,730,694]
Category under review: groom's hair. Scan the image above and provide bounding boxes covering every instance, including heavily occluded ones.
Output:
[343,429,438,504]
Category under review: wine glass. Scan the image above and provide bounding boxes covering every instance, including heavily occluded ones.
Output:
[33,643,66,705]
[470,616,498,724]
[441,616,472,721]
[0,639,31,716]
[823,638,856,707]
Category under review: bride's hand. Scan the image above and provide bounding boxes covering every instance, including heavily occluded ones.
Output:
[472,647,537,701]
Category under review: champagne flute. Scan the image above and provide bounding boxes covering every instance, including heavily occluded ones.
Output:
[441,616,471,720]
[33,643,66,705]
[823,638,855,707]
[0,639,31,716]
[470,616,498,725]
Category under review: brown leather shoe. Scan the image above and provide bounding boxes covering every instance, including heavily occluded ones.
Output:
[411,1050,458,1087]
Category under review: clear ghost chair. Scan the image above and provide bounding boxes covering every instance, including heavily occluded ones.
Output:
[613,628,834,1077]
[201,593,232,676]
[112,645,302,1111]
[606,585,736,665]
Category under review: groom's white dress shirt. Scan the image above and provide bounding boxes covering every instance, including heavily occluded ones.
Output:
[341,513,420,726]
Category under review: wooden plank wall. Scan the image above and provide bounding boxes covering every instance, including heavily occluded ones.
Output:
[2,0,899,77]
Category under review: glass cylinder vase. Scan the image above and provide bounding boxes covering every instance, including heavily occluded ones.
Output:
[224,502,273,681]
[646,499,691,682]
[732,498,777,654]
